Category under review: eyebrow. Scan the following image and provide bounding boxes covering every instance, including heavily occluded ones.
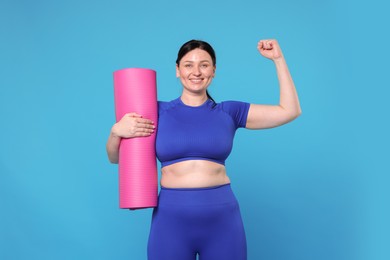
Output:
[183,60,211,63]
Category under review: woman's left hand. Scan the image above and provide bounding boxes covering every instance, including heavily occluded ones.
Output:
[257,39,283,61]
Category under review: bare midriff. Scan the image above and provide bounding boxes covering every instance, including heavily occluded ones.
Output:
[160,160,231,188]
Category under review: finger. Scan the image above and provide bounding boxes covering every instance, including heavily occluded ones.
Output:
[264,41,271,49]
[131,133,151,138]
[125,127,153,138]
[137,132,153,137]
[136,122,155,129]
[258,41,264,49]
[135,118,155,125]
[135,124,155,132]
[257,43,263,52]
[134,128,154,136]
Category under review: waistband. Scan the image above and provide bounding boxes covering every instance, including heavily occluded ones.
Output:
[161,183,231,191]
[158,183,237,207]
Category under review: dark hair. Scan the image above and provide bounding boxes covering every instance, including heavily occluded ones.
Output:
[176,39,216,104]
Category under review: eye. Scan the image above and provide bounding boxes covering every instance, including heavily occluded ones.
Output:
[184,64,192,68]
[201,64,209,68]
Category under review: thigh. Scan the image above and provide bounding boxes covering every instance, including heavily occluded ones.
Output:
[147,206,197,260]
[199,203,247,260]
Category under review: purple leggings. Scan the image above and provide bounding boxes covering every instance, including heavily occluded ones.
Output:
[147,184,247,260]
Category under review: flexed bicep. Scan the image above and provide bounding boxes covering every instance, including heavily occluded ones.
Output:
[246,104,299,129]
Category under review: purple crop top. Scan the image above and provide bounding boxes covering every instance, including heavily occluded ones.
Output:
[156,97,250,167]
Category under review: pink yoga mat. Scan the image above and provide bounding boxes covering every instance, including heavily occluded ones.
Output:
[113,68,158,210]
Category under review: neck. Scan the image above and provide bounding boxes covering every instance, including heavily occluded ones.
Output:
[180,93,208,106]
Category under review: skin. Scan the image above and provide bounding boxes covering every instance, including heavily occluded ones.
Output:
[175,48,215,106]
[106,39,301,188]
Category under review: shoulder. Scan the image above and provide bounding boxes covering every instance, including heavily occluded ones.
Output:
[219,100,250,113]
[217,100,251,128]
[158,98,179,114]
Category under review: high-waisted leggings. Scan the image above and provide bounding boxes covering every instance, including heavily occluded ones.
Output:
[147,184,247,260]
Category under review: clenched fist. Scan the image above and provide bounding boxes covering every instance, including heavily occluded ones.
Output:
[257,39,283,61]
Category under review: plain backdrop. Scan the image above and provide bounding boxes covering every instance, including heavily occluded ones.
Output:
[1,0,389,259]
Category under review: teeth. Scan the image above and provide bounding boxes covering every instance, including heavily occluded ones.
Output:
[191,79,202,83]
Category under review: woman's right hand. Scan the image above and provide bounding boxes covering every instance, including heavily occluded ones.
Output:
[111,112,155,139]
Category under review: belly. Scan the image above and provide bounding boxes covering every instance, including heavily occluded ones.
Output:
[160,160,231,188]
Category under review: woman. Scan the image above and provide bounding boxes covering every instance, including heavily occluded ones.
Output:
[106,39,301,260]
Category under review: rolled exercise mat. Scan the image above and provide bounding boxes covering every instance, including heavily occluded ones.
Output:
[113,68,158,210]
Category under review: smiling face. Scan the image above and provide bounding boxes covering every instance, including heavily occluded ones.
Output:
[176,48,216,95]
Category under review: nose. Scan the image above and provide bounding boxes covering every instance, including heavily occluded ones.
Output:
[192,66,201,76]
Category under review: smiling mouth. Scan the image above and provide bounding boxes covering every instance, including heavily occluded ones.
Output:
[190,78,203,84]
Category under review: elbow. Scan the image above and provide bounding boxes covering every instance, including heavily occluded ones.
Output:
[293,109,302,120]
[107,153,119,164]
[296,107,302,118]
[292,104,302,118]
[108,157,119,164]
[286,108,302,122]
[279,104,301,121]
[109,159,119,164]
[106,145,119,164]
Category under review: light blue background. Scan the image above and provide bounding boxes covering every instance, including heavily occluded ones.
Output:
[1,0,389,259]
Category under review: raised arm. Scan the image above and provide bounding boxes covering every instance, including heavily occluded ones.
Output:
[246,39,301,130]
[106,113,155,163]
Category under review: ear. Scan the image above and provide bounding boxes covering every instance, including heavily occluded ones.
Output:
[176,64,180,78]
[212,65,216,77]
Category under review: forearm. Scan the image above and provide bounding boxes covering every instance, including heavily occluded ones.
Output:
[274,57,301,118]
[246,39,301,130]
[105,113,155,164]
[106,128,121,164]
